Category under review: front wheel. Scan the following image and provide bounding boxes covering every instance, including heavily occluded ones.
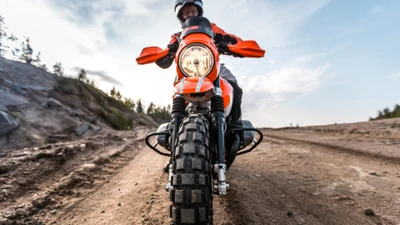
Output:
[170,114,213,225]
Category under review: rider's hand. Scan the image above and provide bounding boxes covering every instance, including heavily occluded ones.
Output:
[167,43,179,54]
[217,42,230,54]
[217,42,243,58]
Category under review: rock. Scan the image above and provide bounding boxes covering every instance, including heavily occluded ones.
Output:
[50,210,57,215]
[0,185,14,189]
[0,217,11,225]
[287,211,293,217]
[369,171,377,176]
[10,151,30,157]
[15,209,28,217]
[2,210,15,219]
[69,110,81,117]
[0,178,8,184]
[12,85,26,96]
[0,163,15,173]
[80,143,86,149]
[47,98,63,108]
[81,163,97,171]
[91,125,101,133]
[76,123,90,136]
[0,111,20,137]
[39,145,52,150]
[364,208,375,216]
[118,202,121,206]
[83,115,97,124]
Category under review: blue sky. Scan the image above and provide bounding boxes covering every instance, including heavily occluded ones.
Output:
[0,0,399,127]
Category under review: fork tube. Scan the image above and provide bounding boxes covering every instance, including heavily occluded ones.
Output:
[211,79,226,164]
[171,95,185,160]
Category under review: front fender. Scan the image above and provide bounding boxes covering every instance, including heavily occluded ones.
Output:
[174,77,214,94]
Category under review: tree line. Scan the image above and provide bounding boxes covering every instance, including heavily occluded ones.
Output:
[1,15,64,76]
[109,86,171,124]
[369,104,400,121]
[2,15,171,124]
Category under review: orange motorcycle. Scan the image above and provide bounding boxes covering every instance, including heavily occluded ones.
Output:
[137,16,265,225]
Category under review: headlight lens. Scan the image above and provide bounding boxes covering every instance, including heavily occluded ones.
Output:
[179,44,214,77]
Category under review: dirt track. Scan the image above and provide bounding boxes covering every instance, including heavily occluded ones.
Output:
[1,121,400,225]
[44,133,400,224]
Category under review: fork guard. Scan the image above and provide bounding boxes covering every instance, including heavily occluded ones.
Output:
[226,127,263,156]
[145,131,171,157]
[144,125,263,157]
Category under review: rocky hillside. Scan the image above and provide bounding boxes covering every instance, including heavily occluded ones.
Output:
[0,57,157,152]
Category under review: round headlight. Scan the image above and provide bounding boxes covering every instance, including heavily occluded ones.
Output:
[178,44,214,77]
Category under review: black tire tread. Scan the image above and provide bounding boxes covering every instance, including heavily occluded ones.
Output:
[170,114,211,225]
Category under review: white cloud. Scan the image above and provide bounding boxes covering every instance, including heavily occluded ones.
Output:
[242,63,331,111]
[0,0,334,126]
[389,72,400,79]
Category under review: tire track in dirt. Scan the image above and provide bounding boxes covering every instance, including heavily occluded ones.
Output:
[220,136,400,225]
[263,133,400,165]
[14,129,399,224]
[50,145,171,225]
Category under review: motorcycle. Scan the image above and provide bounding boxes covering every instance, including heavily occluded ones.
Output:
[136,16,265,225]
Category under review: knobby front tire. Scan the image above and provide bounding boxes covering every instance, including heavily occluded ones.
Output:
[170,114,213,225]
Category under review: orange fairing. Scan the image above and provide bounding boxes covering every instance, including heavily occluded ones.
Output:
[228,41,265,58]
[136,47,169,65]
[174,77,234,116]
[174,77,214,94]
[220,78,233,115]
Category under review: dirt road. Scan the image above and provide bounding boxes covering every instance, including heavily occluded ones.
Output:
[1,124,400,225]
[49,134,400,224]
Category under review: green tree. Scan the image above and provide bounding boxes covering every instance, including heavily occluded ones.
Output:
[383,107,391,118]
[78,69,87,81]
[1,16,18,57]
[370,104,400,121]
[19,37,33,63]
[393,104,400,118]
[53,62,64,76]
[123,97,135,111]
[116,90,122,100]
[147,102,155,115]
[0,15,7,57]
[110,86,116,97]
[136,99,144,114]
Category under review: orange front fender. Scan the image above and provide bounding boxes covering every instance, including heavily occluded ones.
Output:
[174,77,214,94]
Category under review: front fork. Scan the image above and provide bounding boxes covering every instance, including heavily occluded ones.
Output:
[166,95,185,192]
[165,93,229,196]
[211,91,229,195]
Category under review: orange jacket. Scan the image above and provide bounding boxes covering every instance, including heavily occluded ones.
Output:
[156,23,242,69]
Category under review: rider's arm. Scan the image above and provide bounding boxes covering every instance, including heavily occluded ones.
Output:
[211,23,243,45]
[155,33,181,69]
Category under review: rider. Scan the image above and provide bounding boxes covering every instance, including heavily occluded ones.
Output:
[156,0,244,125]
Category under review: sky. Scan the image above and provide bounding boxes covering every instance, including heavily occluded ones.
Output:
[0,0,399,128]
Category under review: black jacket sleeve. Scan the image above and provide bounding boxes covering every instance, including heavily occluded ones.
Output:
[155,54,175,69]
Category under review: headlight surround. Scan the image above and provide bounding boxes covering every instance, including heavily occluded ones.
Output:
[178,44,214,78]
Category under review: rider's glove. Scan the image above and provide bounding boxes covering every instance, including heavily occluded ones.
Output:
[217,42,243,58]
[217,42,230,54]
[167,43,179,55]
